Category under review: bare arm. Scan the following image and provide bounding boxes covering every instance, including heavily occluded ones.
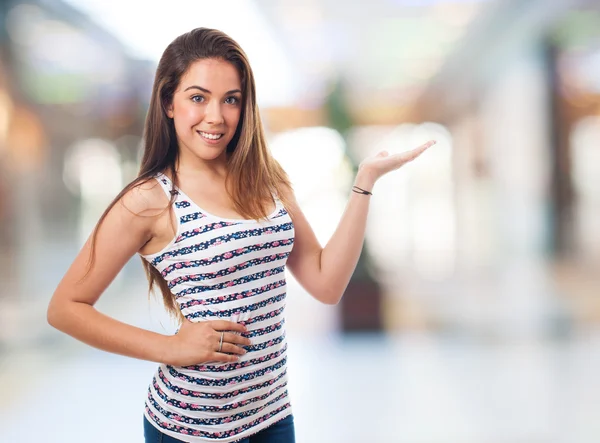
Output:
[47,183,249,366]
[286,140,435,305]
[47,184,172,363]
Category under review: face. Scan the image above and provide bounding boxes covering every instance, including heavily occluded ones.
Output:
[166,58,243,164]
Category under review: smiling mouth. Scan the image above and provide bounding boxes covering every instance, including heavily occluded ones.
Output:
[197,130,224,141]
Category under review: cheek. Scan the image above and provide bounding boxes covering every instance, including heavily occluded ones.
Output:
[224,108,242,129]
[174,103,203,126]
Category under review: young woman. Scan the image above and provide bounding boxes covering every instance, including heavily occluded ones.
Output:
[47,28,435,443]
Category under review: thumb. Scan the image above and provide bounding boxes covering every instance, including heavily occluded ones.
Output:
[180,316,195,328]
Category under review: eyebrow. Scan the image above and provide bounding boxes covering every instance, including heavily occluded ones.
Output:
[183,85,242,95]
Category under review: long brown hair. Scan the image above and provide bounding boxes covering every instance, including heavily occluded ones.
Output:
[86,28,292,325]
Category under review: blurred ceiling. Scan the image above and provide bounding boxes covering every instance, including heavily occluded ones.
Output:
[254,0,497,106]
[62,0,497,109]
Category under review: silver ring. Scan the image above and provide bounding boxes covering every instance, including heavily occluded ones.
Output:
[218,332,224,352]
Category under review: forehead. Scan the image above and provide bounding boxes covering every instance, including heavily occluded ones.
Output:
[178,59,241,92]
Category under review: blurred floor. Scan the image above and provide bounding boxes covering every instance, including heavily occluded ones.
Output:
[1,263,599,443]
[1,1,599,442]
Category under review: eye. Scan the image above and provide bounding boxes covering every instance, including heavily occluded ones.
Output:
[225,96,240,105]
[191,95,205,103]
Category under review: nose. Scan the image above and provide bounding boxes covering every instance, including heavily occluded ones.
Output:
[204,99,224,125]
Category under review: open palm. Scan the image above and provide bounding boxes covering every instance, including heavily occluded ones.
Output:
[359,139,436,180]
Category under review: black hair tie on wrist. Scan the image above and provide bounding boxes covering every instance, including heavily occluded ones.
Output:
[352,185,373,196]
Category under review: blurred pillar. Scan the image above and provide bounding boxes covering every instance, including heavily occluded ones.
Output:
[450,112,496,269]
[0,1,17,299]
[545,42,575,256]
[6,106,47,298]
[478,47,553,261]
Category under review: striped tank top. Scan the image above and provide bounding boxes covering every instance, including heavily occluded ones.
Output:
[139,172,295,442]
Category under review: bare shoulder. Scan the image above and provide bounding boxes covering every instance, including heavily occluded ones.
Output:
[278,182,294,200]
[47,176,171,308]
[99,176,172,245]
[118,176,170,219]
[120,176,178,256]
[278,182,299,213]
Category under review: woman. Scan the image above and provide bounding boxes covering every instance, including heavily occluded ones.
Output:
[47,28,435,443]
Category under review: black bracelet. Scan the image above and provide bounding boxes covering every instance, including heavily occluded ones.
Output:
[352,185,372,196]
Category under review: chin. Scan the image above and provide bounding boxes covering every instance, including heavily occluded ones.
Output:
[196,147,228,161]
[197,142,231,159]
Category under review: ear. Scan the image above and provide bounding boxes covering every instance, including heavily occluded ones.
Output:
[165,103,174,119]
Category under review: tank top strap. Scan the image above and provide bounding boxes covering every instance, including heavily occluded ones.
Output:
[153,172,173,197]
[153,172,191,214]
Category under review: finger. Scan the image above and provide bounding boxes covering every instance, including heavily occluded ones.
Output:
[407,140,436,158]
[413,139,436,155]
[223,332,252,346]
[219,342,248,355]
[394,140,436,163]
[210,352,240,363]
[209,320,247,333]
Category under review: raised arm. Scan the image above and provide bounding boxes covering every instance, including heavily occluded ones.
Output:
[285,140,435,305]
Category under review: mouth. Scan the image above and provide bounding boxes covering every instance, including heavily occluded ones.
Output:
[197,130,225,141]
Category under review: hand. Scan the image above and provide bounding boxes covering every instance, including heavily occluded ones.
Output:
[164,318,251,366]
[357,140,436,186]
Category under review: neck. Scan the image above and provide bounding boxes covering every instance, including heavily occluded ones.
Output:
[175,151,228,181]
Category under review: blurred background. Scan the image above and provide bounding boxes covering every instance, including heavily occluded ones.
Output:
[0,0,599,442]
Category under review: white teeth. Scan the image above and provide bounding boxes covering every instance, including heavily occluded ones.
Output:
[199,131,223,140]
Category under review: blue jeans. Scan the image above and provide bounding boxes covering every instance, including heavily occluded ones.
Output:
[143,414,295,443]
